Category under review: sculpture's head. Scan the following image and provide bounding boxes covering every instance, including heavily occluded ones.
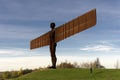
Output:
[50,22,56,29]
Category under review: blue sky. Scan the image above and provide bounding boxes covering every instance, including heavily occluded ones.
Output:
[0,0,120,70]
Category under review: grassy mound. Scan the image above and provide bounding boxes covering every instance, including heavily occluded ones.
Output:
[11,68,120,80]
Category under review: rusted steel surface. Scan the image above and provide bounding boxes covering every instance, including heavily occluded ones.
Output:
[30,9,96,49]
[30,31,50,49]
[55,9,96,42]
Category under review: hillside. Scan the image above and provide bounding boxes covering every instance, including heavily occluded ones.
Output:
[11,69,120,80]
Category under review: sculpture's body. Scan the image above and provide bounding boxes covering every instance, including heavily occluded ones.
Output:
[49,23,57,68]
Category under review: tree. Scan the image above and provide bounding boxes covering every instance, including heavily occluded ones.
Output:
[115,60,119,69]
[18,68,23,76]
[2,71,11,79]
[92,58,105,68]
[80,62,90,68]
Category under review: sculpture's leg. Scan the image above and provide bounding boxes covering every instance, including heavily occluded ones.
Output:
[50,43,57,68]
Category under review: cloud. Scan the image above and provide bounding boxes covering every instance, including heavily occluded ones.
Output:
[0,24,46,40]
[0,56,50,71]
[0,47,50,57]
[0,50,12,54]
[0,48,27,56]
[0,55,119,71]
[80,45,114,52]
[79,40,120,55]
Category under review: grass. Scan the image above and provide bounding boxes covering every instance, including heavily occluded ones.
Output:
[11,68,120,80]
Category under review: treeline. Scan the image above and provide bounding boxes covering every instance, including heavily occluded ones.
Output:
[80,58,104,69]
[57,58,105,69]
[0,68,33,80]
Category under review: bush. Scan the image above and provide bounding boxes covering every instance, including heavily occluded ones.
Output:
[2,71,11,79]
[0,68,33,79]
[23,69,33,75]
[11,71,19,78]
[57,61,75,68]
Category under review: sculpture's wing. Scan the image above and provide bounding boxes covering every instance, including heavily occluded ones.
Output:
[55,9,96,42]
[30,31,50,49]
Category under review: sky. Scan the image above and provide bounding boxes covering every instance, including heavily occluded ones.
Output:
[0,0,120,71]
